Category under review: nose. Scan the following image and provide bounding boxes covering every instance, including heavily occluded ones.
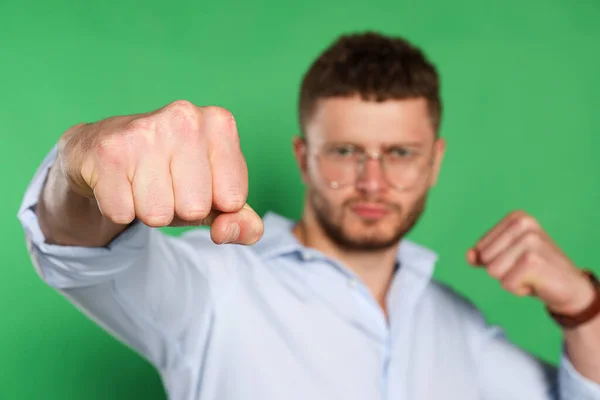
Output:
[355,155,387,193]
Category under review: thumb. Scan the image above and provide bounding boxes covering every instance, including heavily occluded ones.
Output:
[209,203,264,245]
[466,248,482,266]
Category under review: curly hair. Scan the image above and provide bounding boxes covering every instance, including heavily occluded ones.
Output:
[299,31,442,135]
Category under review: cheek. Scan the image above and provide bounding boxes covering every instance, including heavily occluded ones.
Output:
[401,188,429,214]
[310,185,353,210]
[389,189,425,214]
[306,157,321,181]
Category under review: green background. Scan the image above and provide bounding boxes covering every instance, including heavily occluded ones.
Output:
[2,0,599,398]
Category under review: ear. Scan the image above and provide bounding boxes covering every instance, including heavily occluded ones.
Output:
[428,137,446,187]
[292,136,309,183]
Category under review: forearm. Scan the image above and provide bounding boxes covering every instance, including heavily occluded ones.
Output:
[564,314,600,384]
[37,156,127,247]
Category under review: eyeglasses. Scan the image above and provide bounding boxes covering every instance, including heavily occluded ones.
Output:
[310,143,434,191]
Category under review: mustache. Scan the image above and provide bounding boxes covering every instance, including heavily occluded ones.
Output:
[343,198,402,212]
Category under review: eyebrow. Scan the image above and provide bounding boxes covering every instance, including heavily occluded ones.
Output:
[325,141,427,149]
[382,142,426,148]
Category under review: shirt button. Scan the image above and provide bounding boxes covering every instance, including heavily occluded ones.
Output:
[348,278,358,288]
[302,252,312,261]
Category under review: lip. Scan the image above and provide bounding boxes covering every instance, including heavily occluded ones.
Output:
[349,203,390,219]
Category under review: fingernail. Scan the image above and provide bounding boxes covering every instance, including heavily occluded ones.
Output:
[221,223,240,244]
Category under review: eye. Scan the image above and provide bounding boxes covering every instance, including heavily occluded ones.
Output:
[387,147,414,158]
[327,144,358,157]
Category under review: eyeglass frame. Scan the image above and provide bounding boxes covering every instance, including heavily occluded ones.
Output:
[301,139,438,191]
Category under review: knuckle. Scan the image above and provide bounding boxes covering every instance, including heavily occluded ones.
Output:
[94,189,136,224]
[520,250,540,266]
[135,187,175,227]
[502,280,527,297]
[477,249,491,265]
[515,213,538,230]
[510,209,528,219]
[528,216,540,229]
[221,197,246,211]
[215,189,247,212]
[515,287,530,297]
[178,203,213,221]
[178,211,208,222]
[523,215,538,228]
[487,264,504,279]
[163,101,202,142]
[166,100,198,116]
[106,210,136,225]
[94,138,128,167]
[125,116,156,133]
[512,216,527,230]
[138,210,174,227]
[120,121,154,150]
[204,106,238,136]
[501,279,516,292]
[522,231,541,247]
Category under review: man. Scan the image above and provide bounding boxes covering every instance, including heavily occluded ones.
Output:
[18,32,600,399]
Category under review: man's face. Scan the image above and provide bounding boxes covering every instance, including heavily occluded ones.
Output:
[294,96,445,251]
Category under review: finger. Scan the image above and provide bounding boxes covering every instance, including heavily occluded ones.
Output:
[209,203,264,245]
[170,134,213,221]
[500,258,534,297]
[486,231,535,280]
[93,173,135,225]
[132,153,175,227]
[169,210,221,227]
[476,213,537,265]
[472,211,530,263]
[466,248,479,266]
[203,107,248,213]
[472,212,518,253]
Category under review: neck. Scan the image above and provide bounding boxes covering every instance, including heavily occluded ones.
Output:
[293,210,400,312]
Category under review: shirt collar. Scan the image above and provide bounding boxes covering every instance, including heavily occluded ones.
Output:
[251,211,304,259]
[252,211,438,279]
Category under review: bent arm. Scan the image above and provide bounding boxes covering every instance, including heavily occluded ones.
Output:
[18,147,233,370]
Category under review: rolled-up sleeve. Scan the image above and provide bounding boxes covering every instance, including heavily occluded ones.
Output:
[16,146,229,371]
[18,145,153,288]
[558,353,600,399]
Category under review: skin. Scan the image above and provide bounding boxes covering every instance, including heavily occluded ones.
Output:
[291,97,445,309]
[38,97,599,383]
[38,100,264,248]
[291,95,600,382]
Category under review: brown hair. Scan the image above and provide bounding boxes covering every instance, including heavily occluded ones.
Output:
[298,31,442,135]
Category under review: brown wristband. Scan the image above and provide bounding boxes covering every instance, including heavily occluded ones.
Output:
[548,270,600,329]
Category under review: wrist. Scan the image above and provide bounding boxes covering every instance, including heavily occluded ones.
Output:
[548,270,600,329]
[57,124,96,199]
[551,272,597,315]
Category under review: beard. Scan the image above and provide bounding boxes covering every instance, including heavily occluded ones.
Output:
[309,188,428,251]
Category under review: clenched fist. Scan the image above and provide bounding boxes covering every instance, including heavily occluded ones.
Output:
[57,100,263,245]
[468,210,595,317]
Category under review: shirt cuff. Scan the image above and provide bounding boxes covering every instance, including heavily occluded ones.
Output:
[559,352,600,399]
[17,145,151,289]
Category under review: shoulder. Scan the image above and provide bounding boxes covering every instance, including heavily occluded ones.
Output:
[421,279,489,330]
[397,238,487,328]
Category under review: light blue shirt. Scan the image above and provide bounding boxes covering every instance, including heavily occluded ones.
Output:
[18,147,600,400]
